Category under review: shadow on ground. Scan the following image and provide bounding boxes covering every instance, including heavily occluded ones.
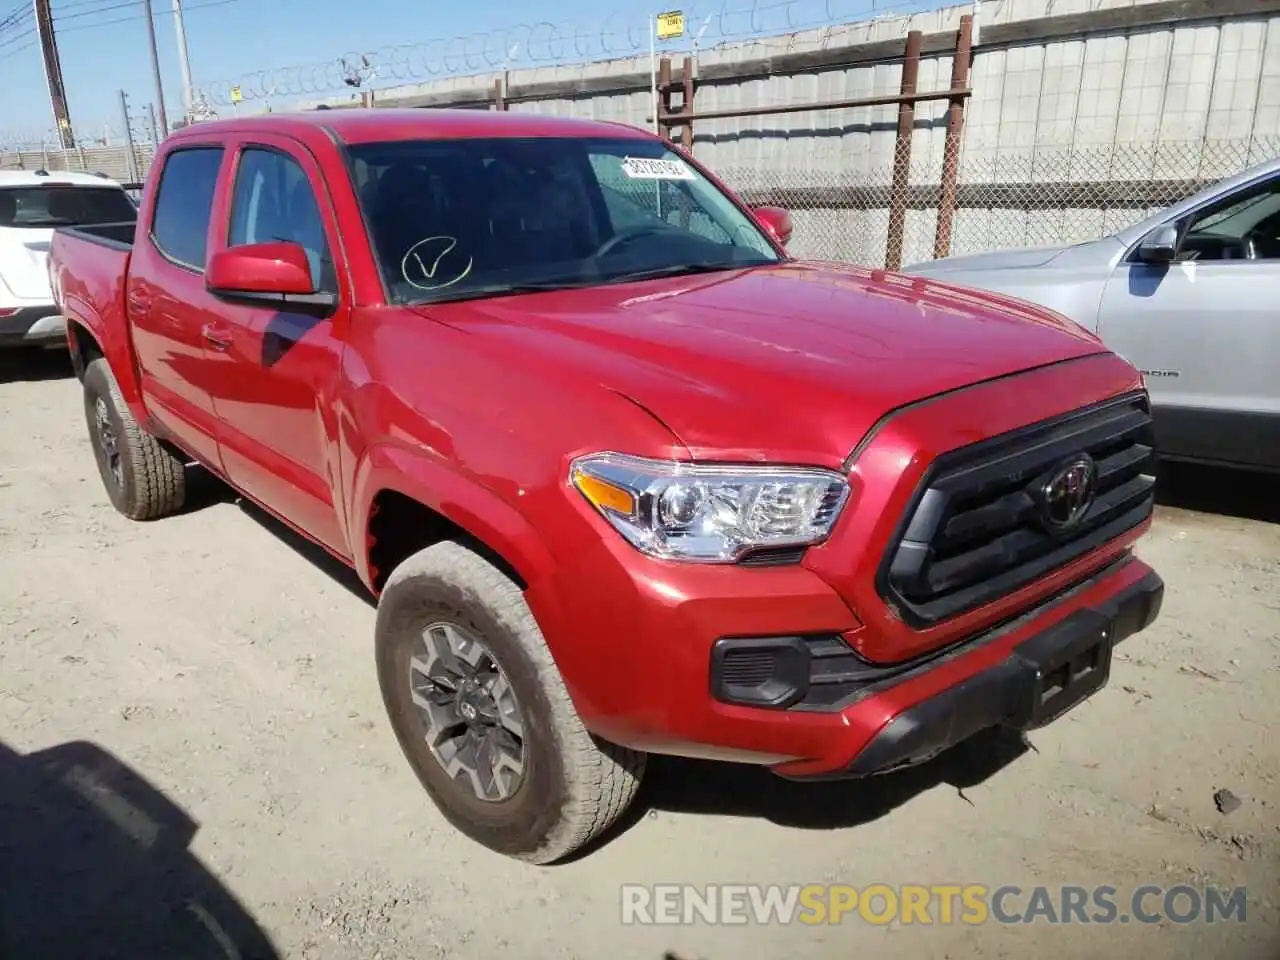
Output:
[236,499,374,605]
[0,739,279,960]
[570,725,1029,858]
[0,347,75,383]
[1155,460,1279,524]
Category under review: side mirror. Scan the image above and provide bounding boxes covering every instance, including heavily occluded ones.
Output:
[206,242,336,310]
[1137,224,1179,264]
[753,205,793,247]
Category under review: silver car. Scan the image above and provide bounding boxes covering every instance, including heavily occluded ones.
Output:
[902,157,1280,474]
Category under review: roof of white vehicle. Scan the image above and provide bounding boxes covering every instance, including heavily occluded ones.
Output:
[0,169,122,187]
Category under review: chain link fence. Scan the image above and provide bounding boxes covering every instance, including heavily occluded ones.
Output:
[0,143,155,186]
[720,136,1280,269]
[2,135,1274,266]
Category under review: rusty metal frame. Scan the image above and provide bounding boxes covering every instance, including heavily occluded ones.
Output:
[885,30,923,272]
[650,26,973,271]
[933,15,974,259]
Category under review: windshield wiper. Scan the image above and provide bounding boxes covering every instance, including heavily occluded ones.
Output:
[602,261,772,285]
[407,262,774,305]
[410,278,595,305]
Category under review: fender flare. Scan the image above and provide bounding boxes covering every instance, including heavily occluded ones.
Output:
[63,293,146,419]
[349,441,559,602]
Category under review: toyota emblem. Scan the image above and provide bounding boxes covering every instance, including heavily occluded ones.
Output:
[1037,454,1098,532]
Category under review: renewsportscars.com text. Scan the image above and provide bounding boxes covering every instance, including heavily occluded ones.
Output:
[620,884,1247,926]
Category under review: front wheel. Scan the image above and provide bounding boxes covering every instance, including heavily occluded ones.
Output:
[82,358,186,520]
[375,540,646,864]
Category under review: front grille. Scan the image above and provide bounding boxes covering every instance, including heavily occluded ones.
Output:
[879,393,1156,627]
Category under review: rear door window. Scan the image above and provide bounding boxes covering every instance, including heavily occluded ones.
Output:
[150,147,225,271]
[0,186,136,228]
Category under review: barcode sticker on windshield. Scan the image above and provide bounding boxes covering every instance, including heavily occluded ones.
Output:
[621,156,695,181]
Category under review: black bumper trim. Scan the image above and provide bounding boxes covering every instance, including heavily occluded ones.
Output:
[788,568,1164,781]
[0,304,62,342]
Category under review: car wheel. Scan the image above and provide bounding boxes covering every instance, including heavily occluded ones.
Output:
[375,540,645,864]
[82,358,186,520]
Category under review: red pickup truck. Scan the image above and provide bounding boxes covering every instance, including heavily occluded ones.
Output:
[48,109,1164,864]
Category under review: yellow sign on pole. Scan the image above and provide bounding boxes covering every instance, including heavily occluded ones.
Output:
[656,10,685,40]
[230,85,242,104]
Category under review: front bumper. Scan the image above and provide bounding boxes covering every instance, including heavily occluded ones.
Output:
[0,305,66,345]
[541,512,1159,777]
[786,562,1163,779]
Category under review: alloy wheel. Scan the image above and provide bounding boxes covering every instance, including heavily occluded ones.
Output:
[409,621,526,802]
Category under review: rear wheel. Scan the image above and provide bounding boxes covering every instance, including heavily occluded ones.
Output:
[375,541,645,863]
[82,358,186,520]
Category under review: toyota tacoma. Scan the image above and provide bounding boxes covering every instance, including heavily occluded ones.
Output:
[47,109,1164,864]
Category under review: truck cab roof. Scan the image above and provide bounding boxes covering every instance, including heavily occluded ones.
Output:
[166,107,650,146]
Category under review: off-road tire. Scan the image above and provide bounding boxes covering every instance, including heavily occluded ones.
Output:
[376,540,646,864]
[82,358,186,520]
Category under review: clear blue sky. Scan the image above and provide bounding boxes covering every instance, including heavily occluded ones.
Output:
[0,0,936,143]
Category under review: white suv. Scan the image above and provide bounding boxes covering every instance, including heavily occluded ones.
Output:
[0,169,136,348]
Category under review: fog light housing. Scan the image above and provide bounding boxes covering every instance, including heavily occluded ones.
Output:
[709,636,812,709]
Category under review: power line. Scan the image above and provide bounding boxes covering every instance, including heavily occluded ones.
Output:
[0,3,33,34]
[51,0,237,26]
[55,0,140,10]
[0,26,35,50]
[54,0,153,23]
[0,36,35,60]
[49,0,237,32]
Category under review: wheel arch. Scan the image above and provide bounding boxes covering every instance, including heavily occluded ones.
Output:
[63,304,146,421]
[351,442,559,607]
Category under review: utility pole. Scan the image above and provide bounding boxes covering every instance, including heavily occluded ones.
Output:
[172,0,195,120]
[141,0,168,136]
[119,90,140,185]
[33,0,75,148]
[146,102,159,144]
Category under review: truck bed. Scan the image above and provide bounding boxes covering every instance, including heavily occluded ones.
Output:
[56,221,136,250]
[48,222,135,356]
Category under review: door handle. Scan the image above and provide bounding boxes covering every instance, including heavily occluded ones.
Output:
[201,323,233,352]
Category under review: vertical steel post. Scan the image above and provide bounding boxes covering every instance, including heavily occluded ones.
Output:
[934,15,974,260]
[680,55,695,151]
[886,30,923,272]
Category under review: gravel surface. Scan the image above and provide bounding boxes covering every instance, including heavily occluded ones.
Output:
[1,349,1277,959]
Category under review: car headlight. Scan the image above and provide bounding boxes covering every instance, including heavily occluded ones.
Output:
[569,452,851,562]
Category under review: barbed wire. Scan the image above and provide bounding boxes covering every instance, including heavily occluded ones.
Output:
[201,0,937,106]
[0,125,128,150]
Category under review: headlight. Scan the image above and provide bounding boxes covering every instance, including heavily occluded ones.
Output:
[569,452,851,562]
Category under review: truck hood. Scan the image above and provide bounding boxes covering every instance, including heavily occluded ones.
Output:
[0,227,55,300]
[419,261,1108,466]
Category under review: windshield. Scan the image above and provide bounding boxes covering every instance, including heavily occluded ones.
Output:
[0,185,137,229]
[347,137,782,304]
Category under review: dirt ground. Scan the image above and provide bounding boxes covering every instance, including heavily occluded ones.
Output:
[0,349,1276,960]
